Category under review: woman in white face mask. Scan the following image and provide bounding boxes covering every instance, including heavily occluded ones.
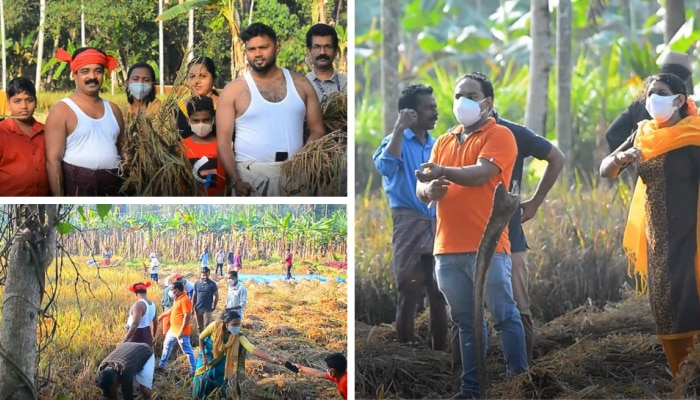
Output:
[600,73,700,384]
[123,62,160,124]
[193,309,284,398]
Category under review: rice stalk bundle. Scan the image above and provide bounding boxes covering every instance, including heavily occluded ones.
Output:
[279,130,347,196]
[320,90,347,133]
[120,54,204,196]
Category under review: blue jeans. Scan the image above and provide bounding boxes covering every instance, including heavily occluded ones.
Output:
[435,252,527,396]
[159,331,196,374]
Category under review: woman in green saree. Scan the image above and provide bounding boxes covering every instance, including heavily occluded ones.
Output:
[192,309,283,399]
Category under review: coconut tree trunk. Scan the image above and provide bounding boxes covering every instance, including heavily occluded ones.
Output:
[158,0,164,94]
[80,1,86,46]
[35,0,45,91]
[380,0,399,136]
[524,0,551,135]
[664,0,685,44]
[230,18,246,79]
[188,9,194,62]
[556,0,573,180]
[0,205,58,399]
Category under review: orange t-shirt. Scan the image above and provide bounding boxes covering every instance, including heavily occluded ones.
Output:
[169,293,192,336]
[0,118,49,196]
[180,136,227,196]
[430,118,517,255]
[326,371,347,399]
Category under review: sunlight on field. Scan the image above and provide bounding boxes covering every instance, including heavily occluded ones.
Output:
[17,256,346,400]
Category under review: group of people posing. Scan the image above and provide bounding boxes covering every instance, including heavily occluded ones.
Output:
[376,51,700,398]
[95,252,347,399]
[0,22,346,197]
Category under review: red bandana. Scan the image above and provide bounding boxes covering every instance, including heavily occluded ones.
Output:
[129,282,152,293]
[54,48,118,72]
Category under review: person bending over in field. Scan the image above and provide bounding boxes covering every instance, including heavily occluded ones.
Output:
[96,342,155,400]
[294,353,348,399]
[124,282,157,347]
[193,309,284,399]
[0,77,49,196]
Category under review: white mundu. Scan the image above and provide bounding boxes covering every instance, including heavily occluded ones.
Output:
[61,98,121,169]
[234,68,306,163]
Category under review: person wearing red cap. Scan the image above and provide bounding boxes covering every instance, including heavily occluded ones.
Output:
[124,281,158,347]
[45,47,126,196]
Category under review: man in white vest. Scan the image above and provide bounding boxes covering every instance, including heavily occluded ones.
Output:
[216,22,326,196]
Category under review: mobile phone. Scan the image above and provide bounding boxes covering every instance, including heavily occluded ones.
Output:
[275,152,289,162]
[285,361,299,373]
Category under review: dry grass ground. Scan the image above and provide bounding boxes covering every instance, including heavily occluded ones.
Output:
[355,294,700,399]
[28,256,346,399]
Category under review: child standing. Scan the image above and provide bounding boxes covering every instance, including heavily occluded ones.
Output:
[0,77,49,196]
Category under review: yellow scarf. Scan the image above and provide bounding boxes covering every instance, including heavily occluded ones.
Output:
[210,320,240,379]
[623,116,700,294]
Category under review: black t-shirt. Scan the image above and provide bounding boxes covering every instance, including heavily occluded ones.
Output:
[194,279,218,312]
[494,112,553,253]
[605,99,649,152]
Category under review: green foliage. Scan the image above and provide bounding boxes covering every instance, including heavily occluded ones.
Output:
[248,1,305,73]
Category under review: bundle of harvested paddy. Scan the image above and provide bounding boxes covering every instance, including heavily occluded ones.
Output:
[674,349,700,398]
[279,129,347,196]
[120,59,203,196]
[320,91,347,133]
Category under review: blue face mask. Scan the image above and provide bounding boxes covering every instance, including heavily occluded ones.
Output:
[128,82,152,101]
[228,326,240,335]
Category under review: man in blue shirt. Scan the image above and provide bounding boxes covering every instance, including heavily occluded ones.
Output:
[373,84,447,350]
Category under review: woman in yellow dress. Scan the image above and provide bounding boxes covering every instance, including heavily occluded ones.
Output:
[192,309,284,399]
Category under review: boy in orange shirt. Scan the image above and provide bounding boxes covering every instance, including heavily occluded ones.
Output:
[416,72,527,399]
[0,77,49,196]
[295,353,347,399]
[180,96,226,196]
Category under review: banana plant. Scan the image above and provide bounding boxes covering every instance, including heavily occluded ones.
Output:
[157,0,247,79]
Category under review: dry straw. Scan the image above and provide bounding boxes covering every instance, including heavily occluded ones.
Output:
[120,52,205,196]
[280,91,347,196]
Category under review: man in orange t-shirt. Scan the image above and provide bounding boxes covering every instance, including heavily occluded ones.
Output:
[415,72,527,399]
[0,77,49,196]
[157,280,196,375]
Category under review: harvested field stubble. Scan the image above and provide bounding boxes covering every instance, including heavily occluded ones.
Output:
[356,295,687,399]
[32,258,346,399]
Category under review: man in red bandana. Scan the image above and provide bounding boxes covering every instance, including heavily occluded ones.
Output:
[124,281,158,347]
[45,47,126,196]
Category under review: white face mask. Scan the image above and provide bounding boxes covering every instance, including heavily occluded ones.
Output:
[228,279,237,286]
[128,82,152,101]
[453,97,487,127]
[168,290,176,299]
[228,326,240,335]
[645,93,680,123]
[191,122,213,137]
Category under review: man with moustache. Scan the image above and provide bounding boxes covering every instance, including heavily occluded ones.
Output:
[373,84,448,350]
[45,47,125,196]
[216,22,326,197]
[305,23,347,101]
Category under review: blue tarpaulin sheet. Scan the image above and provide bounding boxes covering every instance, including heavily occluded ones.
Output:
[237,273,345,284]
